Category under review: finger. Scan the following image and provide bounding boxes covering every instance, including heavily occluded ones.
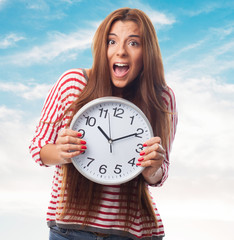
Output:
[60,143,87,152]
[143,137,161,147]
[145,150,165,161]
[57,136,77,145]
[57,131,86,145]
[60,150,84,161]
[139,158,164,168]
[58,129,84,143]
[140,144,165,158]
[59,128,81,137]
[61,138,87,146]
[137,152,164,168]
[138,149,165,162]
[58,143,87,161]
[137,146,165,166]
[150,143,165,154]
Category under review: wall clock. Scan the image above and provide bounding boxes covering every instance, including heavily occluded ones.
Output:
[70,96,153,185]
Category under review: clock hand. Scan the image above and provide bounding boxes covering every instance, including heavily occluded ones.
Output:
[97,126,111,141]
[112,133,138,142]
[108,113,113,153]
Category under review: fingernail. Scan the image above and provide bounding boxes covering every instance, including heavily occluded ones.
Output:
[143,143,147,147]
[138,157,144,162]
[80,150,85,154]
[80,140,86,144]
[81,145,87,149]
[136,163,141,166]
[77,132,82,137]
[140,151,145,156]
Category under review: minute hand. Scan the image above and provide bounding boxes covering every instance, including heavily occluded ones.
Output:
[112,133,138,142]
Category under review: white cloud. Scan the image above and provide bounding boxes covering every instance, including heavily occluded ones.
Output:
[149,68,234,240]
[0,2,175,66]
[128,0,175,28]
[0,81,51,100]
[147,10,175,26]
[213,40,234,56]
[23,83,52,100]
[167,71,234,171]
[0,82,28,92]
[26,0,49,11]
[0,105,53,215]
[61,0,82,4]
[102,0,175,28]
[1,28,95,66]
[152,16,234,237]
[0,106,51,240]
[159,75,234,235]
[210,23,234,39]
[165,22,234,80]
[165,39,206,62]
[181,2,232,17]
[24,0,66,20]
[0,33,25,49]
[0,0,7,9]
[178,47,234,79]
[154,20,234,233]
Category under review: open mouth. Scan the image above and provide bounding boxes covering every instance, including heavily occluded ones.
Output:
[113,63,129,77]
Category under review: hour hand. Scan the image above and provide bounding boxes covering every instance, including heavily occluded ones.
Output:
[112,133,137,142]
[97,126,111,141]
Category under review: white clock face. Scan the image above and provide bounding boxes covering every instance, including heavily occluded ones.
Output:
[70,97,153,185]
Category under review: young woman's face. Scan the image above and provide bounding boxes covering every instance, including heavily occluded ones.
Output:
[107,20,143,92]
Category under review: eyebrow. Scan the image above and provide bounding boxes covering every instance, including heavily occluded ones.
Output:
[108,33,140,38]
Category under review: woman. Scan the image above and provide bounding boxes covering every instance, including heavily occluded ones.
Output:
[29,8,177,240]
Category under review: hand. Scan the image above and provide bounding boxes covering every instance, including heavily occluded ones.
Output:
[55,128,87,164]
[136,137,166,184]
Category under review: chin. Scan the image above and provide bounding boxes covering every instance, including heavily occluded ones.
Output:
[112,81,127,89]
[112,77,133,88]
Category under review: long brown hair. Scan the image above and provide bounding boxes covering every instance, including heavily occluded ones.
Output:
[58,8,170,231]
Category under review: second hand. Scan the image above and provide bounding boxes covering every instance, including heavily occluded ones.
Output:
[108,113,113,153]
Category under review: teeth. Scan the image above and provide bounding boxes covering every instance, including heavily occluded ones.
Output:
[115,63,128,67]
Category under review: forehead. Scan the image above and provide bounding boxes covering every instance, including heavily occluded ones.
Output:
[109,20,141,35]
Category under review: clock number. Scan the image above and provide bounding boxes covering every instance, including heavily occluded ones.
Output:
[128,158,136,167]
[99,164,107,174]
[136,128,144,138]
[130,116,134,125]
[84,116,96,127]
[113,107,124,118]
[99,108,108,118]
[114,164,122,174]
[77,129,85,138]
[135,143,144,153]
[87,157,95,167]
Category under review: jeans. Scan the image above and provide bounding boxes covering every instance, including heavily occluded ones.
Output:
[49,226,133,240]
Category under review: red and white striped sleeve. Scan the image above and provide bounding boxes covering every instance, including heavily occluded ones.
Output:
[153,86,178,187]
[29,69,87,167]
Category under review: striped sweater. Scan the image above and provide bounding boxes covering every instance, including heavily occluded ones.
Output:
[29,69,177,240]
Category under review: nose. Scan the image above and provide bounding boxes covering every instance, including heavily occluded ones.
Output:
[116,42,127,57]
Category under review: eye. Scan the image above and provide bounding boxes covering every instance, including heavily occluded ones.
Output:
[129,41,139,47]
[108,39,116,45]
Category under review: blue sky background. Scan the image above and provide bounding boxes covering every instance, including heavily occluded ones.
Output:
[0,0,234,239]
